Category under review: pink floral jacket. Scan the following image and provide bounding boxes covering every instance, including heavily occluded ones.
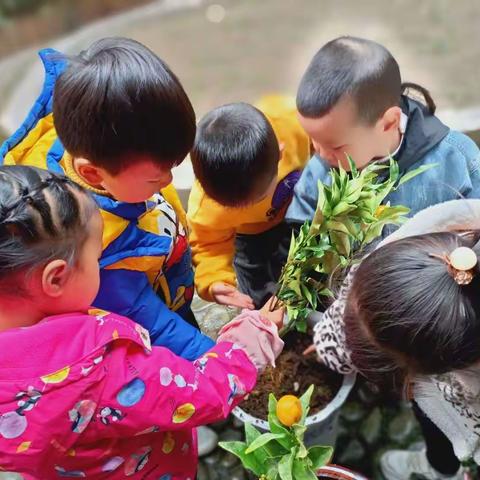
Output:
[0,309,258,479]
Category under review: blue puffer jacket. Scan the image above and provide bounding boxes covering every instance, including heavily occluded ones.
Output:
[0,48,214,360]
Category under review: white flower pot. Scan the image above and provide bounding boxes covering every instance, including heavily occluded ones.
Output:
[233,372,356,446]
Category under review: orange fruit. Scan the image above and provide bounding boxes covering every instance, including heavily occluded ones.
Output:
[276,395,302,427]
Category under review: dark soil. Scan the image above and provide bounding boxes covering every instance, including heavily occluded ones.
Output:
[241,331,343,420]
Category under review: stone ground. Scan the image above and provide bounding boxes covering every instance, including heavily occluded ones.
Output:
[2,0,480,133]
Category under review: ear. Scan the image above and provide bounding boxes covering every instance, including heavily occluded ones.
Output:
[380,106,402,133]
[73,158,105,186]
[41,259,71,298]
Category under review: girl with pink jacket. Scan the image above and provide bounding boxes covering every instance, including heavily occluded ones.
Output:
[0,165,283,479]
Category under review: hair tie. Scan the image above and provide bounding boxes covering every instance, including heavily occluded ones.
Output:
[430,247,478,285]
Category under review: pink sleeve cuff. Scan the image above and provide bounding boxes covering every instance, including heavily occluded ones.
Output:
[217,309,284,373]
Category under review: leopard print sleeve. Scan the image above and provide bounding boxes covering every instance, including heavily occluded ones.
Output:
[312,267,357,375]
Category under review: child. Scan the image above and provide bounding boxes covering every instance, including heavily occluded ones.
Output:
[0,165,284,479]
[313,199,480,479]
[287,36,480,233]
[0,38,213,360]
[188,96,310,309]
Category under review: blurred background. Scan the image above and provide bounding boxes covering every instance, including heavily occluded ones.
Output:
[1,0,480,134]
[0,1,479,478]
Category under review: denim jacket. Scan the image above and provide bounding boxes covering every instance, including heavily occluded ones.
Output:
[286,97,480,236]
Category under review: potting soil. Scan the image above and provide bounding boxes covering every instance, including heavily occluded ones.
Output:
[240,331,343,420]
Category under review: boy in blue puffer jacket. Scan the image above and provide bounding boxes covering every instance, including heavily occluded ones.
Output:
[0,37,214,360]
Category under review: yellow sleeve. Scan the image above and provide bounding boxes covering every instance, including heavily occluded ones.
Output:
[255,95,311,171]
[187,182,237,301]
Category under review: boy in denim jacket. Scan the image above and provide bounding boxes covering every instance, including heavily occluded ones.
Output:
[287,36,480,232]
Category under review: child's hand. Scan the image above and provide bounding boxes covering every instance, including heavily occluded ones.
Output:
[303,344,316,356]
[259,297,285,329]
[211,283,255,310]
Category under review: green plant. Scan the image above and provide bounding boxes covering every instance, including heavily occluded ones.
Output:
[276,157,435,334]
[220,385,332,480]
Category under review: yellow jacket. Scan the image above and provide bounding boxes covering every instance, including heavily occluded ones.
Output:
[188,96,310,301]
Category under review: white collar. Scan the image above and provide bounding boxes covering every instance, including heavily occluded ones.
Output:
[378,111,408,162]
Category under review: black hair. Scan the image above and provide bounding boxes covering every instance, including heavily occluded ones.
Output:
[344,231,480,386]
[191,103,280,207]
[53,37,196,174]
[297,36,436,124]
[0,165,97,296]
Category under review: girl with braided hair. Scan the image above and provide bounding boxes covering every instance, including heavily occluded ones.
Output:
[0,165,284,479]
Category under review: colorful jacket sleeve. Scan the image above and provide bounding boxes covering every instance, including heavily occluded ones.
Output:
[95,268,214,360]
[187,183,237,302]
[98,338,257,435]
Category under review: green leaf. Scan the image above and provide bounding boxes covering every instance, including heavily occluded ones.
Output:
[244,422,261,444]
[287,230,297,260]
[346,154,357,176]
[326,220,351,235]
[245,432,287,454]
[295,316,308,333]
[330,230,351,257]
[397,163,437,186]
[331,201,355,217]
[316,180,327,214]
[299,385,315,423]
[219,441,264,476]
[293,459,318,480]
[267,464,280,480]
[268,393,278,415]
[268,413,296,450]
[308,445,334,470]
[388,156,400,183]
[292,423,307,441]
[278,450,295,480]
[243,423,271,463]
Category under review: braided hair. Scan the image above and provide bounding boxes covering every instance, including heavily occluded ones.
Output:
[0,165,97,296]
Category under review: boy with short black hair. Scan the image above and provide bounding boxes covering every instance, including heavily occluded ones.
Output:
[188,96,310,309]
[287,36,480,228]
[0,37,214,360]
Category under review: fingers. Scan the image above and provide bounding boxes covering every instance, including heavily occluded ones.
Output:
[270,306,285,328]
[212,283,254,308]
[231,294,255,310]
[212,282,236,295]
[303,344,316,356]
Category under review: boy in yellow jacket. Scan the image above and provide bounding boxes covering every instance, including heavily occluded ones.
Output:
[188,96,310,308]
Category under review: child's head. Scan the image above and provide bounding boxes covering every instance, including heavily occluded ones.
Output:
[296,36,434,169]
[344,232,480,381]
[191,103,280,207]
[0,166,102,323]
[53,37,196,202]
